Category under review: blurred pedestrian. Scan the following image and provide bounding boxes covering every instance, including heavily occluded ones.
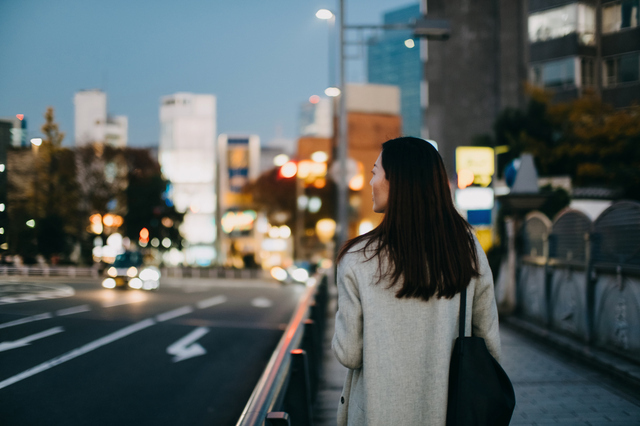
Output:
[332,137,501,425]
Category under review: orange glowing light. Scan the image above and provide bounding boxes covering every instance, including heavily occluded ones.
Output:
[291,349,304,355]
[457,169,475,189]
[90,214,102,225]
[309,95,320,104]
[102,214,114,227]
[349,174,365,191]
[313,178,326,188]
[16,114,24,121]
[139,228,149,239]
[279,161,298,178]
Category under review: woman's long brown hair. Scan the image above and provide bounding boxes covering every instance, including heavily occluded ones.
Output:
[337,137,479,301]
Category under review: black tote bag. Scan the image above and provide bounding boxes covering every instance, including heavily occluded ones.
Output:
[446,289,516,426]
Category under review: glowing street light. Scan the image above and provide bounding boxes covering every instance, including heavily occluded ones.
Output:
[30,138,42,146]
[316,9,334,20]
[324,87,341,97]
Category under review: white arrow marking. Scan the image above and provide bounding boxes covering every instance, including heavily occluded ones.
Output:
[251,297,273,308]
[0,327,65,352]
[166,327,210,363]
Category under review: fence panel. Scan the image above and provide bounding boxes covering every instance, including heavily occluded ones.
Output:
[591,201,640,361]
[547,209,592,341]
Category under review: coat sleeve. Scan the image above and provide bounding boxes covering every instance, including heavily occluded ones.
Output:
[471,247,502,363]
[332,260,363,369]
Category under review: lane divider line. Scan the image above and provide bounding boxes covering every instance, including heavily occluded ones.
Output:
[197,295,227,309]
[0,313,53,330]
[56,305,91,317]
[156,306,194,322]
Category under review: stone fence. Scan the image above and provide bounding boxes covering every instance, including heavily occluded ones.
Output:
[513,200,640,364]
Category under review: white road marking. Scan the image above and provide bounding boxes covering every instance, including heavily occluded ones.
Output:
[156,306,194,322]
[0,298,207,390]
[0,313,53,330]
[166,327,210,363]
[251,297,273,308]
[101,294,147,308]
[0,283,75,305]
[56,305,91,316]
[0,327,65,353]
[196,295,227,309]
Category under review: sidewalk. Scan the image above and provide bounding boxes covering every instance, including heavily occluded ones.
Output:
[313,293,640,426]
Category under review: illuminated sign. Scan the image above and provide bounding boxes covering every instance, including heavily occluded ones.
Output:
[227,138,250,193]
[455,147,494,188]
[455,187,495,210]
[221,210,257,235]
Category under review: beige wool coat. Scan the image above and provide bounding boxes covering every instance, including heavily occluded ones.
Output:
[332,238,501,426]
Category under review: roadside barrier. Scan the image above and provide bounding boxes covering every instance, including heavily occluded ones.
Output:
[236,273,330,426]
[0,265,97,278]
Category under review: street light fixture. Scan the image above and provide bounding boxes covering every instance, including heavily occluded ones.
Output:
[316,9,334,20]
[317,2,450,251]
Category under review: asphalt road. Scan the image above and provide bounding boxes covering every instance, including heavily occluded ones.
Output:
[0,275,306,426]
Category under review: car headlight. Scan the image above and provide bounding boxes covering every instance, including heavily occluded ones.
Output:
[291,268,309,283]
[128,278,143,289]
[127,267,138,277]
[102,278,116,289]
[270,266,288,282]
[139,267,160,281]
[107,267,117,277]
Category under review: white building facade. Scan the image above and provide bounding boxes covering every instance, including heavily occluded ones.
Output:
[159,93,217,266]
[74,89,128,147]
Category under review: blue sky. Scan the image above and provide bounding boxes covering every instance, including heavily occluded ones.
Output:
[0,0,415,151]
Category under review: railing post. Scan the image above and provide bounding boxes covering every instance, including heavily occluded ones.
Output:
[282,349,313,426]
[302,319,320,402]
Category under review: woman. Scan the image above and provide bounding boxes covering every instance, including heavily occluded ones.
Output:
[332,137,501,426]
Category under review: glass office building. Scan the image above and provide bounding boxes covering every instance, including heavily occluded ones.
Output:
[367,4,423,138]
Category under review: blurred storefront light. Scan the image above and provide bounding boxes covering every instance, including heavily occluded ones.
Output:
[273,154,289,167]
[358,219,374,235]
[316,218,336,243]
[308,197,322,213]
[311,151,328,163]
[279,161,298,178]
[279,225,292,239]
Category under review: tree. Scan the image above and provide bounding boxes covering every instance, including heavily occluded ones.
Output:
[32,107,80,261]
[489,87,640,200]
[122,148,184,250]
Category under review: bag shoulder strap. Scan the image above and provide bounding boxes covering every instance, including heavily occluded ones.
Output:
[458,288,467,338]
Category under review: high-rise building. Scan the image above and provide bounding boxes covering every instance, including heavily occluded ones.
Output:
[528,0,640,107]
[421,0,527,175]
[421,0,639,174]
[367,3,423,138]
[159,93,217,266]
[216,134,260,266]
[74,89,128,147]
[299,97,333,138]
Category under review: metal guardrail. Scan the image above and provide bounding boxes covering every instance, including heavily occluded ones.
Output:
[236,274,329,426]
[0,265,98,278]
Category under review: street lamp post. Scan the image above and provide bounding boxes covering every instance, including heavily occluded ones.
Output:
[318,3,451,251]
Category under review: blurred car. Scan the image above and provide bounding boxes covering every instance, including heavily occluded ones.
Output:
[101,251,160,290]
